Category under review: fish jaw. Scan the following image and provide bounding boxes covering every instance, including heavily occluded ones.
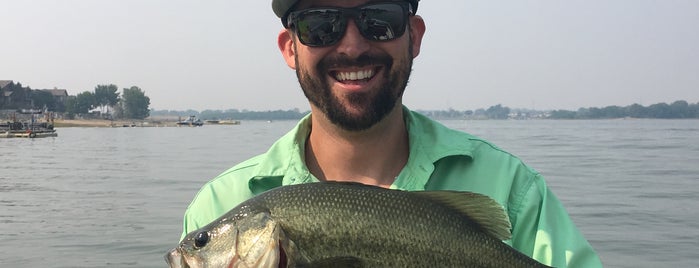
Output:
[164,245,209,268]
[164,248,187,268]
[229,238,281,268]
[231,212,287,268]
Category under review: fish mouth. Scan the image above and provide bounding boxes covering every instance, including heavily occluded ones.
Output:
[164,248,190,268]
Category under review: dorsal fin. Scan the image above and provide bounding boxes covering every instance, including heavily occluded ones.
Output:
[412,191,512,240]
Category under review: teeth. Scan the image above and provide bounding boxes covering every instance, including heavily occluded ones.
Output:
[336,69,374,81]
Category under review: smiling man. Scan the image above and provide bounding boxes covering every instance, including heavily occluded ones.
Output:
[278,0,422,188]
[179,1,602,267]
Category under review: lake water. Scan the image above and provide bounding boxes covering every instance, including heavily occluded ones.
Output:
[1,119,697,267]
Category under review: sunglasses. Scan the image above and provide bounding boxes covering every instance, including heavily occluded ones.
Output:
[286,2,414,47]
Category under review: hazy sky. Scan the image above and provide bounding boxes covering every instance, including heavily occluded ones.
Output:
[2,0,697,111]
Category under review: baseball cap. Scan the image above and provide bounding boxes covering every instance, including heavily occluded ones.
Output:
[272,0,420,23]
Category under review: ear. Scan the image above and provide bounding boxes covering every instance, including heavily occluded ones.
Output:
[408,15,426,58]
[278,29,297,69]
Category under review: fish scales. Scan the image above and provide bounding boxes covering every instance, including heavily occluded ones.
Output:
[167,182,552,268]
[256,182,540,267]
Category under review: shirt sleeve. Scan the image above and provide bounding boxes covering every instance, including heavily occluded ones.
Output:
[179,190,217,241]
[178,179,245,241]
[178,170,261,241]
[180,208,196,241]
[509,176,603,267]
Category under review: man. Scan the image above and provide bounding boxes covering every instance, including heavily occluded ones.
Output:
[180,0,602,267]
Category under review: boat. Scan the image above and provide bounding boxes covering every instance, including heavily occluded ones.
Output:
[176,115,204,127]
[218,120,241,125]
[1,130,58,138]
[0,121,57,138]
[204,119,240,125]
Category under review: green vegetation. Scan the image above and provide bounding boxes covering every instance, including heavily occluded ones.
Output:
[1,80,151,120]
[151,108,309,120]
[94,84,119,114]
[66,91,95,115]
[548,100,699,119]
[114,86,151,119]
[153,101,699,121]
[419,101,699,120]
[3,80,696,120]
[65,84,151,120]
[30,90,57,111]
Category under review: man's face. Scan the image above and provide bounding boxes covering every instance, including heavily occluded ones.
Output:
[283,0,423,131]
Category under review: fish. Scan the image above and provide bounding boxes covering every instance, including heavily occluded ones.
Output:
[165,182,552,268]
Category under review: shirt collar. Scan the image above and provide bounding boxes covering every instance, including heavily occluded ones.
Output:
[248,106,476,192]
[394,107,475,190]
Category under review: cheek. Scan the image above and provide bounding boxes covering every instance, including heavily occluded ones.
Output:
[296,48,327,73]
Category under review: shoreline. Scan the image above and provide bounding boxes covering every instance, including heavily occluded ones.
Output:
[52,119,179,128]
[4,117,242,128]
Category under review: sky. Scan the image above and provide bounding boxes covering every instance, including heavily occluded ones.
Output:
[2,0,698,111]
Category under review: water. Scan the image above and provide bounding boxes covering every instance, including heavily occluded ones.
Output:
[1,119,697,267]
[446,119,699,267]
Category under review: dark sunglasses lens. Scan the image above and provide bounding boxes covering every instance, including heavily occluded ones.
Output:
[292,3,408,47]
[295,10,346,47]
[357,4,407,41]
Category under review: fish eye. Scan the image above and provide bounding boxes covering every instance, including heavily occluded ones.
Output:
[193,231,209,249]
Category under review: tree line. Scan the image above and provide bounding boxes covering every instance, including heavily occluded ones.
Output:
[548,100,699,119]
[155,100,699,121]
[0,81,151,120]
[418,101,699,120]
[4,80,695,120]
[0,81,63,111]
[151,108,309,120]
[152,105,513,120]
[67,84,151,119]
[418,104,513,120]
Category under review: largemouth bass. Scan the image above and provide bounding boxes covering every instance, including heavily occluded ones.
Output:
[166,182,552,267]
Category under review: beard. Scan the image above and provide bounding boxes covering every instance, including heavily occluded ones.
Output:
[294,46,413,132]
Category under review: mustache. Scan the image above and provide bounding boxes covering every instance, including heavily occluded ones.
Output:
[318,53,393,70]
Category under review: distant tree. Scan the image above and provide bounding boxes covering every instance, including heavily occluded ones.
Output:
[647,103,672,118]
[485,104,510,119]
[626,103,647,118]
[690,102,699,118]
[94,84,120,115]
[119,86,150,119]
[0,81,31,109]
[586,107,603,118]
[549,110,577,119]
[473,108,487,118]
[30,90,56,111]
[669,100,690,118]
[69,91,96,114]
[600,105,625,118]
[64,96,78,118]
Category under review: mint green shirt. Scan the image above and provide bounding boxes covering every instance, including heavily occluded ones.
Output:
[180,107,602,267]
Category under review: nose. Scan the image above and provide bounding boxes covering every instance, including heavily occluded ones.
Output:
[334,19,371,58]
